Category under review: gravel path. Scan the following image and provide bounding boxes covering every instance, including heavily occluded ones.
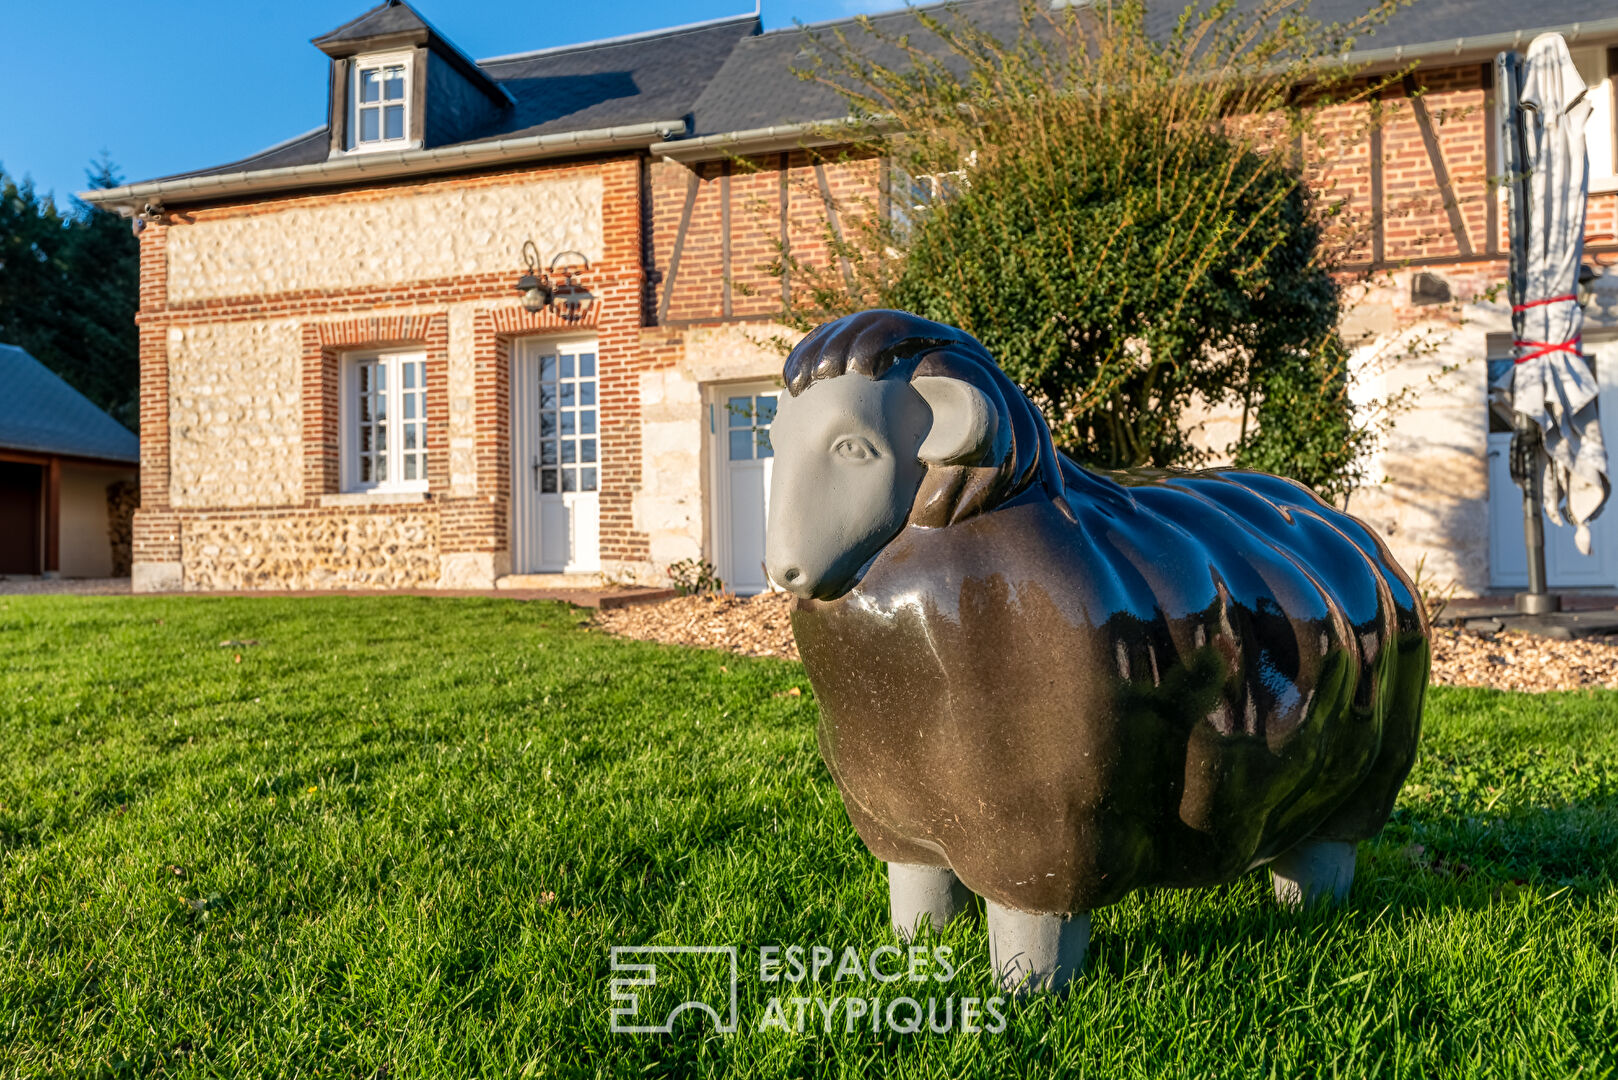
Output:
[0,577,130,596]
[597,592,1618,693]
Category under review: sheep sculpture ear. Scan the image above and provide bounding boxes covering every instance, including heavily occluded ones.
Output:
[913,375,997,466]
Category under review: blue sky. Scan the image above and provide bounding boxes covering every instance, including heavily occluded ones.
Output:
[0,0,902,209]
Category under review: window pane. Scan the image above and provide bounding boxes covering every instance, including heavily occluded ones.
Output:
[360,69,381,103]
[540,413,556,437]
[561,440,576,464]
[729,429,752,461]
[360,396,373,424]
[384,105,404,141]
[403,363,416,389]
[404,455,418,480]
[562,468,578,492]
[539,385,556,409]
[383,66,405,101]
[541,356,556,382]
[728,396,750,428]
[374,393,386,420]
[540,468,558,493]
[560,383,574,406]
[756,395,777,425]
[360,426,373,452]
[540,440,557,466]
[404,424,417,450]
[580,410,595,435]
[757,429,773,459]
[376,425,387,450]
[360,456,373,482]
[561,354,575,379]
[561,411,575,436]
[359,108,379,142]
[581,438,596,463]
[579,383,595,406]
[581,466,597,491]
[375,455,388,482]
[579,353,596,377]
[404,395,416,420]
[359,365,373,393]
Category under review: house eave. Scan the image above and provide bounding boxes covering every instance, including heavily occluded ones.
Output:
[653,18,1618,163]
[78,120,689,213]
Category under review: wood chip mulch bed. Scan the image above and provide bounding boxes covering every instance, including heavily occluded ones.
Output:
[596,593,1618,693]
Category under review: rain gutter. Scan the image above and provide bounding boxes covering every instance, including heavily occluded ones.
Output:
[80,120,689,213]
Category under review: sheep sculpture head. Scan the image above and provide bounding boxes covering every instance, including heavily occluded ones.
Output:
[766,311,1056,601]
[763,309,1431,996]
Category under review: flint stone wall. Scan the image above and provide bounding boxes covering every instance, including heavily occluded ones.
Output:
[168,320,303,509]
[165,176,605,302]
[182,510,440,590]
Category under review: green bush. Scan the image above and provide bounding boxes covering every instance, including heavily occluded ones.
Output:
[779,0,1404,503]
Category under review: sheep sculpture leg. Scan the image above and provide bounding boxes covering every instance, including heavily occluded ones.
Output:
[986,901,1090,996]
[887,863,971,939]
[1269,840,1357,908]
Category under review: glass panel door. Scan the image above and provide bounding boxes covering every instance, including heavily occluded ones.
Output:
[715,386,779,595]
[514,339,600,573]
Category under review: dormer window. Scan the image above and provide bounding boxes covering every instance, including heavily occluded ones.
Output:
[351,52,411,151]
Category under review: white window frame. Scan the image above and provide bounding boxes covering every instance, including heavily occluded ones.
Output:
[349,50,415,154]
[340,350,429,494]
[1570,45,1617,192]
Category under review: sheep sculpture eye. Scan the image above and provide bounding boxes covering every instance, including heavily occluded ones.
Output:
[834,437,877,461]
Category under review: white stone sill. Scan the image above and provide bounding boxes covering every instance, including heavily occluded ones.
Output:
[318,491,433,508]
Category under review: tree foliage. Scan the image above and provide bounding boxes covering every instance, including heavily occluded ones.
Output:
[778,0,1406,503]
[0,157,139,430]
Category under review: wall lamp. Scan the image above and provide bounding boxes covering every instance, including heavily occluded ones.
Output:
[516,241,594,321]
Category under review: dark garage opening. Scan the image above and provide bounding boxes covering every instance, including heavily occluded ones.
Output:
[0,461,43,574]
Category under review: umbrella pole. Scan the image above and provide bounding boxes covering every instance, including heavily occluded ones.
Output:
[1514,414,1562,614]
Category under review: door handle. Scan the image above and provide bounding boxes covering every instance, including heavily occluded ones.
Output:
[532,455,540,491]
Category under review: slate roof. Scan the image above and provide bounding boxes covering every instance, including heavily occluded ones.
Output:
[119,0,1618,190]
[0,346,140,465]
[477,15,761,143]
[689,0,1618,137]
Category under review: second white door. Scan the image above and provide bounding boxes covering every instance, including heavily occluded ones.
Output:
[713,385,779,595]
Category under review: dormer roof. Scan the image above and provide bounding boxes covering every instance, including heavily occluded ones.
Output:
[313,0,512,111]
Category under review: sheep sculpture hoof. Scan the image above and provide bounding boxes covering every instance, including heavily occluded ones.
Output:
[763,311,1431,996]
[1269,840,1358,908]
[888,863,971,940]
[987,903,1090,996]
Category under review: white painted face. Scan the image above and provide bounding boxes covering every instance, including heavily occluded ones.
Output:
[764,372,997,600]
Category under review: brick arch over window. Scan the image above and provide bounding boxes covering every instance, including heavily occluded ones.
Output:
[301,314,449,499]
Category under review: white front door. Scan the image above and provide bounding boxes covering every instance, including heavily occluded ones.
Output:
[512,338,600,573]
[1488,339,1618,587]
[713,385,779,595]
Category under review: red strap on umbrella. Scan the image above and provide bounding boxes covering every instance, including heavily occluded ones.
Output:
[1512,293,1580,362]
[1514,336,1583,363]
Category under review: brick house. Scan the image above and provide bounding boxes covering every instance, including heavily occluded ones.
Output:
[83,0,1618,596]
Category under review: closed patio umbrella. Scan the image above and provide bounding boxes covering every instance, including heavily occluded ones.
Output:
[1496,33,1610,595]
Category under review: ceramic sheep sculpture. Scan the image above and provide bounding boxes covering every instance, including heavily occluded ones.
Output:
[762,310,1430,994]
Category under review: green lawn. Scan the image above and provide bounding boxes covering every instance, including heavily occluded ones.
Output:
[0,596,1614,1078]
